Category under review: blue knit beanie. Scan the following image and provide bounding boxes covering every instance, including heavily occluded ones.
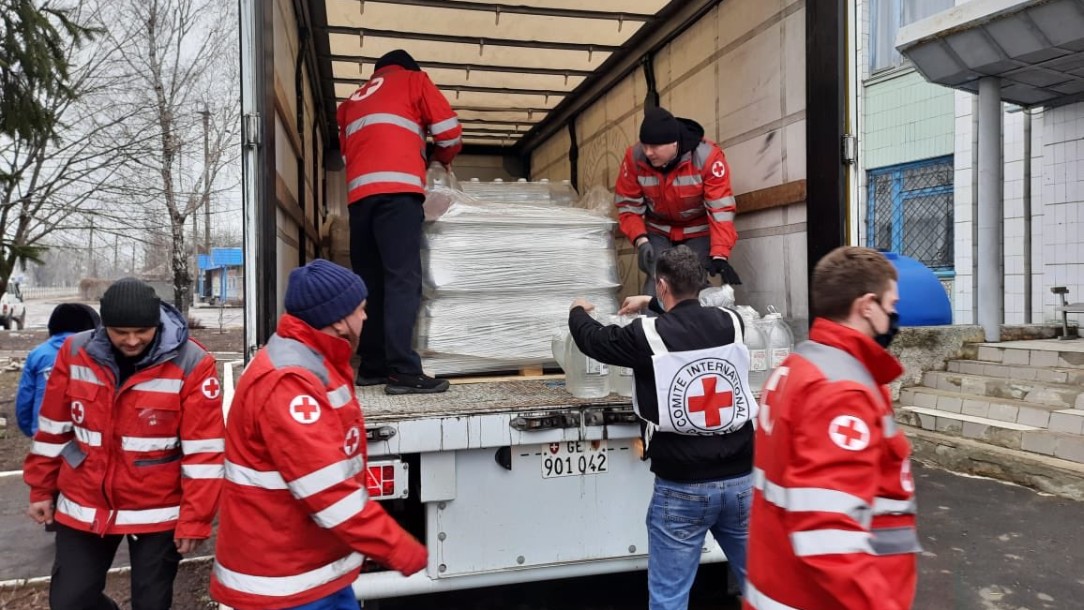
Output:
[284,259,368,329]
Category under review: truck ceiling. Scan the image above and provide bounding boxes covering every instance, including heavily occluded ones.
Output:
[304,0,721,154]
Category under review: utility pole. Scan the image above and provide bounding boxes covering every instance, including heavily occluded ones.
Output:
[88,217,96,278]
[201,105,212,254]
[113,234,119,276]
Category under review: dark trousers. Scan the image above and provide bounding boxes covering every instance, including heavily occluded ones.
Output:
[50,524,181,610]
[349,193,425,375]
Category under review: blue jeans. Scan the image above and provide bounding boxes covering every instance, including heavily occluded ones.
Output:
[281,586,359,610]
[646,472,753,610]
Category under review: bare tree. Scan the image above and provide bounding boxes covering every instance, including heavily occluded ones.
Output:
[0,1,139,296]
[94,0,239,314]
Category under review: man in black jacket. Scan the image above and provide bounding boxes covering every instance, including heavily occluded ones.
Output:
[568,245,757,610]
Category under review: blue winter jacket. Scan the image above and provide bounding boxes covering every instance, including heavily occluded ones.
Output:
[15,333,73,437]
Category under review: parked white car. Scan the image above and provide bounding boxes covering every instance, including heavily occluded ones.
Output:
[0,283,27,330]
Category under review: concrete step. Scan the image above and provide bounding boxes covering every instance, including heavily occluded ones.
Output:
[920,370,1084,409]
[974,341,1084,370]
[898,406,1084,464]
[899,386,1069,428]
[946,359,1084,385]
[897,406,1038,451]
[903,426,1084,501]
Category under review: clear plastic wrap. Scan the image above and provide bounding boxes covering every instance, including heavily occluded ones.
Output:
[417,184,620,375]
[459,179,579,206]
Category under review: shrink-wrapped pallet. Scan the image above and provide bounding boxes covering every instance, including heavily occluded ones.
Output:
[417,184,620,375]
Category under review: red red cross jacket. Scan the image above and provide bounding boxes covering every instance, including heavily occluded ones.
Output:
[337,65,462,204]
[210,314,426,609]
[613,125,737,258]
[23,306,224,539]
[743,319,918,610]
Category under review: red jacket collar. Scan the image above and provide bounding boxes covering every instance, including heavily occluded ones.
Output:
[275,314,354,381]
[809,318,904,386]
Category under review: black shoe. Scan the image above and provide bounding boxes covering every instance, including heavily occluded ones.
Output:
[355,371,388,386]
[385,373,450,395]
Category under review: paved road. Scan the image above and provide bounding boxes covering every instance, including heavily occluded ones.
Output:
[2,464,1080,608]
[19,297,242,330]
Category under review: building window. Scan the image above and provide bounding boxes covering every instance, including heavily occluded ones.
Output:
[867,156,954,272]
[869,0,954,73]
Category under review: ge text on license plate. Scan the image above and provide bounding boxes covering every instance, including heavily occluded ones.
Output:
[539,440,608,478]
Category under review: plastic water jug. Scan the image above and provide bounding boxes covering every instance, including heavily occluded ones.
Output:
[563,322,611,399]
[742,313,769,392]
[608,315,635,398]
[762,310,795,369]
[550,328,568,370]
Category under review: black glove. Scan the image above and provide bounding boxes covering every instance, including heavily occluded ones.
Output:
[637,240,657,275]
[709,257,742,285]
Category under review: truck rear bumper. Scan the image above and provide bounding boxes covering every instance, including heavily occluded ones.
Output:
[353,549,726,601]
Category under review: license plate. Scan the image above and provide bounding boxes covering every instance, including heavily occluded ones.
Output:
[539,440,609,478]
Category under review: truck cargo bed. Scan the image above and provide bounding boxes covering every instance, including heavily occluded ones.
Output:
[357,378,631,422]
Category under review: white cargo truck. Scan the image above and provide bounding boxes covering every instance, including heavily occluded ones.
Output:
[239,0,855,601]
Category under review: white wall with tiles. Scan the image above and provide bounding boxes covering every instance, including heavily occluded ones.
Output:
[1040,103,1084,323]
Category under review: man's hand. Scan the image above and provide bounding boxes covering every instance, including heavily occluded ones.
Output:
[636,240,656,275]
[708,257,742,285]
[571,298,595,313]
[27,500,54,525]
[175,538,203,555]
[619,295,653,316]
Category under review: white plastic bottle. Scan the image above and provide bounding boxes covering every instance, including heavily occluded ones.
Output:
[608,315,635,398]
[743,313,769,392]
[764,311,795,369]
[563,321,611,399]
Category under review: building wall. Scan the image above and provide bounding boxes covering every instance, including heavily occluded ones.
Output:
[531,0,809,325]
[1040,102,1084,320]
[863,71,955,169]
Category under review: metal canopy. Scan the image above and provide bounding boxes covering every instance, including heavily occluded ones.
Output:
[896,0,1084,107]
[315,0,676,151]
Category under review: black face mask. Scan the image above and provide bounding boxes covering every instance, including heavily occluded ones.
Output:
[873,300,900,348]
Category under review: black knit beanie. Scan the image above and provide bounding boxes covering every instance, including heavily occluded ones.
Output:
[639,106,681,145]
[48,303,101,336]
[375,49,421,72]
[100,278,161,328]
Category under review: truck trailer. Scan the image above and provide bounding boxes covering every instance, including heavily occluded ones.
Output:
[238,0,857,601]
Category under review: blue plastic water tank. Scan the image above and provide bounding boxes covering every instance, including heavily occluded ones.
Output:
[881,251,953,326]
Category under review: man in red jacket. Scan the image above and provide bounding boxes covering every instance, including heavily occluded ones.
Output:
[744,246,919,610]
[211,259,427,610]
[24,278,224,610]
[614,106,741,292]
[337,49,461,395]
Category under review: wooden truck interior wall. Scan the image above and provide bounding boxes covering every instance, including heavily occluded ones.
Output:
[531,0,809,328]
[274,0,326,322]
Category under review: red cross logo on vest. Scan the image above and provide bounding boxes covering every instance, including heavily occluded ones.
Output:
[71,401,85,425]
[202,377,221,400]
[344,426,361,455]
[829,415,870,451]
[688,376,733,428]
[289,395,321,424]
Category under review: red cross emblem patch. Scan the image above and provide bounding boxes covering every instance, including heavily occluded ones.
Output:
[289,395,321,424]
[71,401,85,425]
[202,377,221,400]
[829,415,870,451]
[344,426,361,455]
[688,377,734,428]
